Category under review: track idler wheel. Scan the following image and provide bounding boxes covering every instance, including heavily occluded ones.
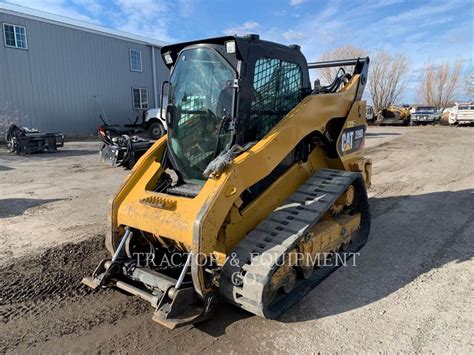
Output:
[263,265,297,306]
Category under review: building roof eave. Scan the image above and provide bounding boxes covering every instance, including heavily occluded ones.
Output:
[0,2,168,48]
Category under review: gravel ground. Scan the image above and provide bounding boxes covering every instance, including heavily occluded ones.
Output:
[0,126,472,353]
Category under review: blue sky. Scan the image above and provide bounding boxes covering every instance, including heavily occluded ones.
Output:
[4,0,473,102]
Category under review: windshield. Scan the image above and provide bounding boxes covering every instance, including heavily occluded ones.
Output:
[416,107,436,113]
[167,48,236,184]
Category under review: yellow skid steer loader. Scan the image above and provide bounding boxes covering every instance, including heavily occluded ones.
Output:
[83,34,372,328]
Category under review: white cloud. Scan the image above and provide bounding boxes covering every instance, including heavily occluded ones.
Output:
[73,0,103,14]
[383,0,463,24]
[290,0,307,6]
[5,0,97,22]
[5,0,175,41]
[114,0,168,19]
[283,30,305,41]
[177,0,196,18]
[223,21,260,36]
[110,0,174,41]
[268,1,346,61]
[366,0,407,9]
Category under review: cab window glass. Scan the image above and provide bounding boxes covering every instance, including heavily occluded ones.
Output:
[249,58,302,141]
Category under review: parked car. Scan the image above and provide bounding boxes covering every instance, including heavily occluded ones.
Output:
[449,102,474,125]
[411,106,441,125]
[376,105,411,126]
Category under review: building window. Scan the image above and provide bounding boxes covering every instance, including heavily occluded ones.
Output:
[3,23,27,49]
[130,49,142,72]
[132,88,148,109]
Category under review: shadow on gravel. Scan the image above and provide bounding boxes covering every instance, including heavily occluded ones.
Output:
[277,188,474,323]
[198,189,474,334]
[0,198,64,218]
[19,149,97,158]
[0,165,13,171]
[366,132,401,137]
[196,300,252,336]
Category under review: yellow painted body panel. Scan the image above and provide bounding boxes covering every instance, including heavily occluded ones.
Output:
[109,73,372,295]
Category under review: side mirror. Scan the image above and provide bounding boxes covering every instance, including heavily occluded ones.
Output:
[160,80,170,120]
[166,104,174,127]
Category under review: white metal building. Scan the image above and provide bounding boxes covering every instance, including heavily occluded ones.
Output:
[0,3,169,135]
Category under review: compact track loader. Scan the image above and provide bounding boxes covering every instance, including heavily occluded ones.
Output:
[83,34,372,328]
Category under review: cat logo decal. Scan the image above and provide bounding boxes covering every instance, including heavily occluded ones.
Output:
[338,125,366,156]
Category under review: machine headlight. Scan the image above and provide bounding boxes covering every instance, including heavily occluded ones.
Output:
[225,40,236,54]
[163,52,173,65]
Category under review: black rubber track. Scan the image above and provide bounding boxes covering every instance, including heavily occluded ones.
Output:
[219,169,371,319]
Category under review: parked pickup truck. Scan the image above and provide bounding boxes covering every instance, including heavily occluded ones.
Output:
[449,102,474,125]
[144,108,168,139]
[411,106,441,125]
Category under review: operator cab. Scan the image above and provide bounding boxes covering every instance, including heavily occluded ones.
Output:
[160,35,311,186]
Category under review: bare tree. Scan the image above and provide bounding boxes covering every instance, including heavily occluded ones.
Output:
[317,45,366,84]
[416,61,463,111]
[369,51,410,113]
[463,65,473,100]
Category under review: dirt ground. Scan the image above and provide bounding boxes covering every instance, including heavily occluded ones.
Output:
[0,126,473,353]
